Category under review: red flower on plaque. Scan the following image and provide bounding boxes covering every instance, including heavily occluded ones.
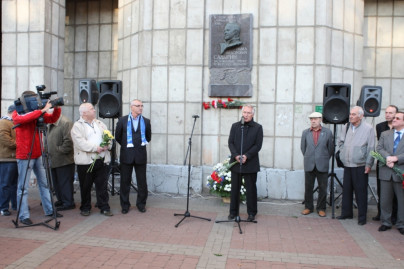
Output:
[203,102,210,109]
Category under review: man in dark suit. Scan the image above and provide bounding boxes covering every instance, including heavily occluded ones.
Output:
[115,99,151,214]
[300,112,334,217]
[228,104,263,222]
[373,105,398,221]
[376,111,404,235]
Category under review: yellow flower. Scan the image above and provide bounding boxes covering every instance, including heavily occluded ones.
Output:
[88,129,114,173]
[103,130,114,139]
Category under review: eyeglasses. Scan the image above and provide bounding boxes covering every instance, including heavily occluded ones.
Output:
[132,105,144,107]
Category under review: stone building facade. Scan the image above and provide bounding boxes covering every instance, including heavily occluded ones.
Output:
[1,0,403,199]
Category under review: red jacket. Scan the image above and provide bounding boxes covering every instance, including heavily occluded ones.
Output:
[12,107,61,160]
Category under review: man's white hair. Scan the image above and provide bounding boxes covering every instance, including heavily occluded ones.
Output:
[242,104,255,115]
[352,106,364,116]
[79,103,93,116]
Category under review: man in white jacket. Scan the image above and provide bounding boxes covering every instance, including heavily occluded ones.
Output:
[71,103,112,217]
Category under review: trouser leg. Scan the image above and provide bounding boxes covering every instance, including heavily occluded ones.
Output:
[120,163,133,210]
[134,164,148,207]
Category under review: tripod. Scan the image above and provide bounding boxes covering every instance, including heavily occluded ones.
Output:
[328,123,344,219]
[215,119,257,234]
[12,115,60,230]
[107,118,120,195]
[174,115,211,227]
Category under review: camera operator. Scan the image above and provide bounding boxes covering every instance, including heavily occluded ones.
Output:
[12,91,62,225]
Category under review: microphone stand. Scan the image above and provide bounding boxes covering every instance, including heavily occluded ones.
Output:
[174,115,211,227]
[216,118,257,234]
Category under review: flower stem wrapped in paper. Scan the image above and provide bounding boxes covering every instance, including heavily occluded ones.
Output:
[370,150,404,181]
[87,130,114,173]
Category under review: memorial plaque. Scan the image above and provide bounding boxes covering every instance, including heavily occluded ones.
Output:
[209,14,253,97]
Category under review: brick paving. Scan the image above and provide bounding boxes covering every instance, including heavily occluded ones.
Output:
[0,188,404,269]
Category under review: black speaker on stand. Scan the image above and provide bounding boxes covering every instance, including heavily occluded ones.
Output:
[356,85,382,117]
[98,80,122,119]
[322,83,351,218]
[98,80,122,195]
[79,79,99,105]
[322,83,351,124]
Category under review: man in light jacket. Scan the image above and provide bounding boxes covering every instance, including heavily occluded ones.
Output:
[71,103,112,217]
[337,106,375,225]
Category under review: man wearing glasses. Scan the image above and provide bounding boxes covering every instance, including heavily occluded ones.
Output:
[376,111,404,235]
[373,105,398,222]
[115,99,151,214]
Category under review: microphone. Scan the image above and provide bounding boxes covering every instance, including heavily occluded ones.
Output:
[240,117,245,125]
[192,115,200,118]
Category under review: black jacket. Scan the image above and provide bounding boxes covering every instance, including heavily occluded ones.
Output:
[376,121,390,140]
[228,119,263,173]
[115,115,151,165]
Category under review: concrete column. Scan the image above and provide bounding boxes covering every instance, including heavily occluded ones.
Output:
[1,0,65,115]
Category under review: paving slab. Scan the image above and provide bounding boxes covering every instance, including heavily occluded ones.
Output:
[0,187,403,269]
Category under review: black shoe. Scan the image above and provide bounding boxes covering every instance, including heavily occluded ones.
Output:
[101,210,113,216]
[398,228,404,235]
[56,204,76,211]
[137,206,146,213]
[372,214,380,221]
[228,214,235,220]
[54,201,63,207]
[1,209,11,216]
[378,225,391,232]
[358,220,366,226]
[336,215,353,220]
[122,209,129,214]
[247,215,255,221]
[46,212,63,218]
[80,210,90,216]
[20,218,33,225]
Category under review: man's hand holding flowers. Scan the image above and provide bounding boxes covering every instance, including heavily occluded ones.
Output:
[87,130,114,173]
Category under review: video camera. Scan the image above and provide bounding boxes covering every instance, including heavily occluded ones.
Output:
[14,85,64,114]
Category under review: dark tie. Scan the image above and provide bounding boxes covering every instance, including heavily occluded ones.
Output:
[394,131,401,153]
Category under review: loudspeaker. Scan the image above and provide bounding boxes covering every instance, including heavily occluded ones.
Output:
[322,83,351,124]
[98,80,122,118]
[356,85,382,117]
[79,79,99,105]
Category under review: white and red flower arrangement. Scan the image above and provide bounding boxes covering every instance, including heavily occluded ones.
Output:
[206,158,246,202]
[203,98,245,110]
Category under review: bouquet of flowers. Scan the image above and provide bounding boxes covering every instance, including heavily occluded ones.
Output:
[370,151,404,188]
[370,151,404,179]
[87,130,114,173]
[206,158,246,202]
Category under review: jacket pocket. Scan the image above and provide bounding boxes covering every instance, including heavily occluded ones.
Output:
[352,145,367,164]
